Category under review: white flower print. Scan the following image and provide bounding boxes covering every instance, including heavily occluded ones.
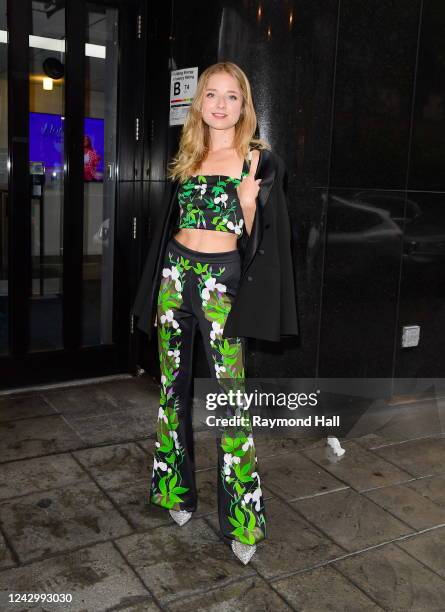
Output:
[227,218,244,235]
[168,348,180,365]
[158,407,168,423]
[194,183,207,196]
[169,429,181,450]
[160,309,179,328]
[215,364,226,378]
[153,458,168,472]
[244,487,262,511]
[210,321,223,340]
[214,193,228,207]
[162,266,182,292]
[242,435,254,452]
[251,471,261,486]
[224,452,241,473]
[201,277,227,301]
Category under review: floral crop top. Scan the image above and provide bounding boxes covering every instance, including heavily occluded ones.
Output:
[175,156,251,238]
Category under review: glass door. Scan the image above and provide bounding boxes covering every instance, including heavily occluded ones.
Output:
[0,0,142,389]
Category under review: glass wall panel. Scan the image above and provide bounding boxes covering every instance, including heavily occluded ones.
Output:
[82,4,118,346]
[0,1,7,354]
[29,0,65,351]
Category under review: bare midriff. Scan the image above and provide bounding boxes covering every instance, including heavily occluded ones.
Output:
[173,228,238,253]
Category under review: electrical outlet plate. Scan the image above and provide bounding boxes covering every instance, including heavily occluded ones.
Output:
[402,325,420,348]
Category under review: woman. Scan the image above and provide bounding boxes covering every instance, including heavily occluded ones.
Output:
[133,62,299,565]
[84,135,101,181]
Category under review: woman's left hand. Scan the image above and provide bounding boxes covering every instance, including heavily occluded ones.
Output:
[236,149,261,236]
[236,149,261,207]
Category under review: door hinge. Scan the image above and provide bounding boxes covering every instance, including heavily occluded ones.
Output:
[133,216,137,239]
[130,314,135,334]
[137,14,142,39]
[135,117,140,141]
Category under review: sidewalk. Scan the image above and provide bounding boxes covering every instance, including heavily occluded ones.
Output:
[0,376,444,611]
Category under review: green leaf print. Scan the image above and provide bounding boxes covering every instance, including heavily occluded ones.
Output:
[247,508,256,530]
[159,476,167,495]
[234,462,254,483]
[231,526,246,538]
[221,339,239,356]
[221,435,241,453]
[168,473,178,491]
[159,433,174,453]
[234,482,245,496]
[192,262,209,275]
[168,493,183,504]
[235,504,246,526]
[203,294,231,325]
[179,256,192,270]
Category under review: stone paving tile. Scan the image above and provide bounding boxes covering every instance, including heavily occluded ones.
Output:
[65,407,156,446]
[260,451,347,501]
[0,531,15,570]
[136,437,156,457]
[291,489,411,553]
[333,543,445,610]
[108,601,161,611]
[0,394,56,422]
[0,415,85,463]
[0,542,152,611]
[73,443,151,490]
[396,526,445,578]
[166,575,293,611]
[207,497,343,580]
[372,436,445,478]
[42,385,120,417]
[272,565,383,611]
[254,435,326,458]
[114,518,256,604]
[364,482,445,530]
[347,399,445,447]
[193,469,218,517]
[302,440,413,492]
[0,454,90,501]
[0,480,133,562]
[405,474,445,508]
[192,430,218,470]
[94,377,159,411]
[106,481,172,532]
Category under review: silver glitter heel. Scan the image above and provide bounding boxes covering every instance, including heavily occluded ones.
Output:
[169,509,192,526]
[231,540,257,564]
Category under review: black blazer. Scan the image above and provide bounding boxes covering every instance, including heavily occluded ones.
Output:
[132,147,299,342]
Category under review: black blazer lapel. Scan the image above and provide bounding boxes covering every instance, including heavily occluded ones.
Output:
[241,148,278,276]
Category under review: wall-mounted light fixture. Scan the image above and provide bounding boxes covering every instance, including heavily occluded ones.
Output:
[42,77,53,90]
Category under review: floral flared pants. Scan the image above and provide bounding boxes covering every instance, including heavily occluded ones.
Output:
[149,236,266,545]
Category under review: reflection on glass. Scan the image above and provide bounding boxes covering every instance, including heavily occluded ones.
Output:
[29,0,65,351]
[0,1,7,354]
[82,4,118,346]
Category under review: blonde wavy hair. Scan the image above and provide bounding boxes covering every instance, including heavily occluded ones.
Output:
[167,62,270,183]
